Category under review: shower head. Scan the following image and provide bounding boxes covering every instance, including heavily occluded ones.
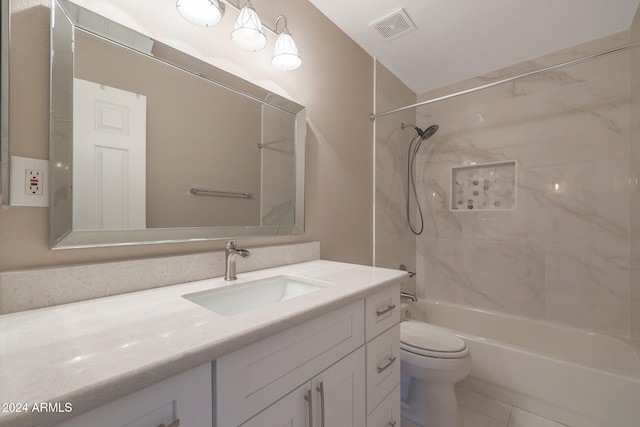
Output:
[420,124,439,140]
[402,123,439,140]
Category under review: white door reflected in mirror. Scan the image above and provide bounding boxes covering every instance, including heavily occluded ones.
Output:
[73,78,147,230]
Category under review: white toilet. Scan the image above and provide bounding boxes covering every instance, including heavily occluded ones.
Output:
[400,321,471,427]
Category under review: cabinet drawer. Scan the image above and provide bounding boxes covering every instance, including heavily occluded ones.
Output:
[367,384,400,427]
[215,300,365,427]
[58,363,212,427]
[365,284,400,341]
[366,323,401,413]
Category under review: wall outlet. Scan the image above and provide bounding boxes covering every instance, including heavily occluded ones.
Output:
[10,156,49,207]
[25,169,44,195]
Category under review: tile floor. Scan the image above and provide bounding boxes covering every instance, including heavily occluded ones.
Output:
[401,387,569,427]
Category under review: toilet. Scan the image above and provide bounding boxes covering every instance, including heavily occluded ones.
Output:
[400,321,471,427]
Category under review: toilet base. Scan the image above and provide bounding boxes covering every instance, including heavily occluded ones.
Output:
[401,376,462,427]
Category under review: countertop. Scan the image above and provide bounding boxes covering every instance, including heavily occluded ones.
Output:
[0,260,407,427]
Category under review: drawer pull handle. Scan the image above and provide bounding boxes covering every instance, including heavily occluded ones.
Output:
[377,355,397,373]
[316,381,325,427]
[376,304,396,316]
[304,388,314,427]
[158,420,180,427]
[388,420,397,427]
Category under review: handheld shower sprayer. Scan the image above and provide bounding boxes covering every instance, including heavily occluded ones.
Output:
[401,122,439,235]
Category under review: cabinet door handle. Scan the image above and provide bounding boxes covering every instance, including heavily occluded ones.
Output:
[316,381,325,427]
[376,304,396,316]
[377,355,397,373]
[158,420,180,427]
[304,388,314,427]
[388,420,397,426]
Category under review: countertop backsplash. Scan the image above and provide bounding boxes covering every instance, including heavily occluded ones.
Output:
[0,241,320,314]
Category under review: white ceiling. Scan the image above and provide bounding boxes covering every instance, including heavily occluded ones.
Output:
[308,0,640,94]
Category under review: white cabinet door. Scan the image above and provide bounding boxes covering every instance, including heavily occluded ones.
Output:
[313,347,366,427]
[239,348,366,427]
[240,383,310,427]
[58,364,212,427]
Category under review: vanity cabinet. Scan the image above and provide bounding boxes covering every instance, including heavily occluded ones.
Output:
[214,301,365,426]
[215,283,401,427]
[57,284,401,427]
[57,363,212,427]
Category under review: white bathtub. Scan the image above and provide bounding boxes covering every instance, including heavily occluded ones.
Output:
[402,300,640,427]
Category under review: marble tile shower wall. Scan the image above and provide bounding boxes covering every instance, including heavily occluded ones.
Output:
[411,31,634,337]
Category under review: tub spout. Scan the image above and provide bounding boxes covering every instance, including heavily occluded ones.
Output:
[401,291,417,302]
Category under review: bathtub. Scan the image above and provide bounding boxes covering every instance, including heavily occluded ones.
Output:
[402,300,640,427]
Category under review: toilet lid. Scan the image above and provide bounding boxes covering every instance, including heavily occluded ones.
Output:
[401,321,467,357]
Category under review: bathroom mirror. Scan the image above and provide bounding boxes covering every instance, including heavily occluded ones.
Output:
[50,0,306,249]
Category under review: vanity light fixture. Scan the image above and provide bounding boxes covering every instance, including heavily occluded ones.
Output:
[271,15,302,71]
[231,0,267,51]
[177,1,302,70]
[176,0,225,27]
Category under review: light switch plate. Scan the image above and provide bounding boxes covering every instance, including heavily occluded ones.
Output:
[10,156,50,207]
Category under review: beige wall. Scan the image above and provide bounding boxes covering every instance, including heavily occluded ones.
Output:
[1,0,374,271]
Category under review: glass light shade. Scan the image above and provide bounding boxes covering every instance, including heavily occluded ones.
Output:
[176,0,223,27]
[271,32,302,70]
[231,5,267,51]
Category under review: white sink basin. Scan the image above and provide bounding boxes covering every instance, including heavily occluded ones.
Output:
[183,275,333,316]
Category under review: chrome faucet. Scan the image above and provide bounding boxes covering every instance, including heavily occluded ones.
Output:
[224,240,251,281]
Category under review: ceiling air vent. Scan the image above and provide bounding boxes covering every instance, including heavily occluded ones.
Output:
[370,8,416,41]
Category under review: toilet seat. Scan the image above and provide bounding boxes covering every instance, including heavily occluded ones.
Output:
[401,321,469,359]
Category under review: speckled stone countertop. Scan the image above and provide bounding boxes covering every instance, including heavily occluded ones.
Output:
[0,260,407,427]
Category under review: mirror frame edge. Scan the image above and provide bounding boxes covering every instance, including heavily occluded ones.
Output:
[49,0,306,249]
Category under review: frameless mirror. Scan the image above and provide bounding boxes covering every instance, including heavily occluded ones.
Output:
[50,0,306,249]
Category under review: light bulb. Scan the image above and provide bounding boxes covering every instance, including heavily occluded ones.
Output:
[271,31,301,70]
[231,2,267,51]
[176,0,224,27]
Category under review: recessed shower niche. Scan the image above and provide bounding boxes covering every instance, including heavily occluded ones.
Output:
[451,161,516,211]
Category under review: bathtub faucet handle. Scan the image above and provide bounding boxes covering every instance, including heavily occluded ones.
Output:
[399,264,416,278]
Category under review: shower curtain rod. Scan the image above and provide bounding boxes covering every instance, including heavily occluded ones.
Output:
[370,40,640,121]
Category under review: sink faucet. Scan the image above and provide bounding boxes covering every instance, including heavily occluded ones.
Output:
[224,240,251,281]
